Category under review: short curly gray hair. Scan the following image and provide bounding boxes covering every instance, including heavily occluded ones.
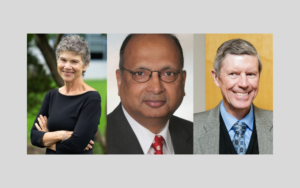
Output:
[214,38,262,77]
[56,35,90,76]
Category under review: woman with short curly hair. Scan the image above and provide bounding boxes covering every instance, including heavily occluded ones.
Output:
[31,35,101,154]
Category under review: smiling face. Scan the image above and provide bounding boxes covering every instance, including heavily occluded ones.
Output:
[117,34,186,122]
[212,54,260,117]
[57,51,88,83]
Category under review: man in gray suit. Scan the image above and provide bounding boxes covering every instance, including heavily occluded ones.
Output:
[194,39,273,154]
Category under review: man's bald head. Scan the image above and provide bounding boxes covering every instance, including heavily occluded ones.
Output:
[119,34,184,76]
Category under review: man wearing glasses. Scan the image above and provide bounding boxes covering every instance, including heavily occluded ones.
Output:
[107,34,193,154]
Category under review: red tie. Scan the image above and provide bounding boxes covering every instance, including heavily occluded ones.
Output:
[152,135,165,155]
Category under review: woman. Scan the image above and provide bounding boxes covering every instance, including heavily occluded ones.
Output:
[30,35,101,154]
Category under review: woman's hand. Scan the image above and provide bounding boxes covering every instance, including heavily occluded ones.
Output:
[35,115,48,132]
[84,140,94,151]
[48,140,94,151]
[60,130,94,151]
[63,131,73,140]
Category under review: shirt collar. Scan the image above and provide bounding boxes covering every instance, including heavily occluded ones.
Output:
[220,100,254,131]
[122,105,172,154]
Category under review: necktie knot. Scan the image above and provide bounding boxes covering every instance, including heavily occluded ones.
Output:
[152,135,165,154]
[233,121,247,135]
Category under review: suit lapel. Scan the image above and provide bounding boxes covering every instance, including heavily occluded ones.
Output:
[254,106,273,154]
[199,104,221,154]
[108,103,144,154]
[169,116,193,154]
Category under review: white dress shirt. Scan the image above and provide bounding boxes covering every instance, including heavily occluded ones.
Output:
[122,105,174,155]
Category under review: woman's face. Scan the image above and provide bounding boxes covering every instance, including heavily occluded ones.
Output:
[57,51,87,83]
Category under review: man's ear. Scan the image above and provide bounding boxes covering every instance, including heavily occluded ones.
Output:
[116,69,122,96]
[211,69,220,87]
[182,70,186,96]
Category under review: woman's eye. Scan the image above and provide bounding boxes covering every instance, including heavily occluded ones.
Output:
[230,73,235,76]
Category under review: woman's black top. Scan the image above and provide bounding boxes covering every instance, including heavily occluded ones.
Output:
[30,89,101,154]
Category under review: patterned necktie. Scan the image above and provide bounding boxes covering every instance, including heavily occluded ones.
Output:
[152,135,165,155]
[232,121,247,154]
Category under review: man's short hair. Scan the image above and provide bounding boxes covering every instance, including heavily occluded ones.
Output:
[213,38,262,77]
[119,34,184,76]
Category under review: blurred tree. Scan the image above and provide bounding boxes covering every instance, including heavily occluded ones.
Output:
[34,34,64,87]
[27,34,55,113]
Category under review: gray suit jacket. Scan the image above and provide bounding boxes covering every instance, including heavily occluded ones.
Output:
[194,103,273,154]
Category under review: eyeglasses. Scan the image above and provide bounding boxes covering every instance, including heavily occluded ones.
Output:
[121,67,183,83]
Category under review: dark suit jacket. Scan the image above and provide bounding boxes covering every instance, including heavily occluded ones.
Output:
[107,103,193,154]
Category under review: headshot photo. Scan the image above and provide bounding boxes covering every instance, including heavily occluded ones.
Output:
[107,34,193,154]
[27,34,107,154]
[194,34,273,154]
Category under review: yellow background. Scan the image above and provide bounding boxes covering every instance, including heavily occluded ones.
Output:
[205,34,273,111]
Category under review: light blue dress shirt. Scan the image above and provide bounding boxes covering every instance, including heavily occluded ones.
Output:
[220,100,254,151]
